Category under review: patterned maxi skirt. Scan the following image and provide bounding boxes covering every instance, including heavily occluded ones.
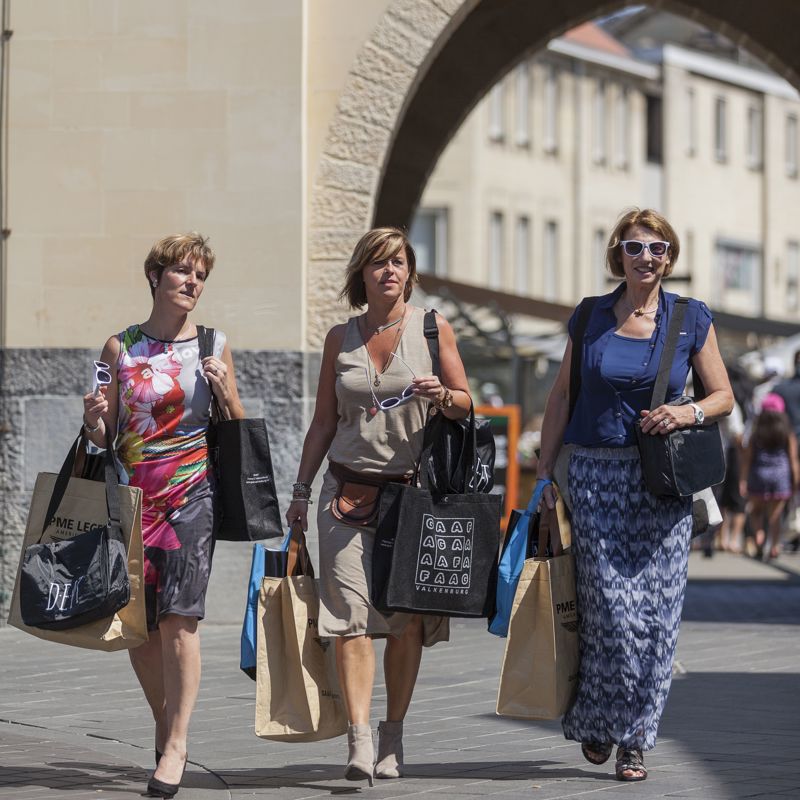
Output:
[561,446,692,751]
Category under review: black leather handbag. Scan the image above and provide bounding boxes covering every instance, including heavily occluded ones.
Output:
[197,327,283,541]
[421,311,495,494]
[634,298,726,497]
[19,434,130,630]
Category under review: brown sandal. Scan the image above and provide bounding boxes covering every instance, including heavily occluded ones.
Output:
[615,747,647,781]
[581,741,613,765]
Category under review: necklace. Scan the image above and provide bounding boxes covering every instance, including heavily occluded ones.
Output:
[624,296,658,317]
[361,310,407,387]
[370,315,403,336]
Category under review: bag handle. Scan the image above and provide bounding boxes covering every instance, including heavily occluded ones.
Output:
[286,521,314,578]
[648,298,689,410]
[420,309,478,493]
[536,487,570,557]
[40,429,123,544]
[196,324,224,422]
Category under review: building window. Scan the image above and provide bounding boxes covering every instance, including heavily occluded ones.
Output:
[716,240,760,294]
[686,87,697,157]
[410,208,448,276]
[514,216,531,293]
[787,114,798,177]
[543,220,559,301]
[614,87,630,169]
[488,211,504,289]
[514,63,531,147]
[714,96,727,162]
[593,228,607,293]
[488,83,505,142]
[543,64,558,154]
[593,79,607,165]
[646,95,663,164]
[788,241,800,313]
[747,105,763,169]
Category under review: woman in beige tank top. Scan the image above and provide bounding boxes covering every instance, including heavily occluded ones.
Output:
[287,228,472,785]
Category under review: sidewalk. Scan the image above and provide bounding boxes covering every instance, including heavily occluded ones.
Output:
[1,549,798,800]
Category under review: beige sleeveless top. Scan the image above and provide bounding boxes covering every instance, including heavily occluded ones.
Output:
[327,305,433,475]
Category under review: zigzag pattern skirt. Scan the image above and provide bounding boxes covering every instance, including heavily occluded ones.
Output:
[561,446,692,751]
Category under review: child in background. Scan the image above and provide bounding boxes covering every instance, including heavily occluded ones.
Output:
[740,393,799,560]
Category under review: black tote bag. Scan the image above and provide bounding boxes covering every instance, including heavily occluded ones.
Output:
[19,434,130,631]
[197,326,283,541]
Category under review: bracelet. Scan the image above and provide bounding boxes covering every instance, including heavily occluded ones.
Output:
[434,387,454,410]
[291,496,314,505]
[292,481,312,494]
[83,417,101,433]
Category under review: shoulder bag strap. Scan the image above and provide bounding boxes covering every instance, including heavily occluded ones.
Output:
[196,325,224,421]
[649,297,689,410]
[419,309,478,493]
[568,297,597,422]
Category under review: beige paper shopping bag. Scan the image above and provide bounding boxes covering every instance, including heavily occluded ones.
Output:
[254,573,347,742]
[496,494,579,719]
[8,471,147,651]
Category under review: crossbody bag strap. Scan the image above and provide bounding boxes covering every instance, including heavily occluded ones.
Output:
[568,296,597,422]
[649,297,689,410]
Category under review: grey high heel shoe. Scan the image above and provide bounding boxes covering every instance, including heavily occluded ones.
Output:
[344,723,374,786]
[374,720,403,779]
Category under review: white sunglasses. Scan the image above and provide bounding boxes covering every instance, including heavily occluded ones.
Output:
[365,351,417,412]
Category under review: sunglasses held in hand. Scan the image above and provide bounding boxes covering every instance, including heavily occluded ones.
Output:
[93,360,112,396]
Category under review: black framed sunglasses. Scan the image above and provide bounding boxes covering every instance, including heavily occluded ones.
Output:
[620,240,670,258]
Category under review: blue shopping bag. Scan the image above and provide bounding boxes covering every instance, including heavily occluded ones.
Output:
[240,529,291,680]
[488,480,548,637]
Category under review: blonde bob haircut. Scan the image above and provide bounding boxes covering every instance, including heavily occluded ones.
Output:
[143,232,216,297]
[340,227,418,309]
[606,208,679,278]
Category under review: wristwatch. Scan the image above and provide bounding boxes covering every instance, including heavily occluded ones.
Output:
[689,403,705,425]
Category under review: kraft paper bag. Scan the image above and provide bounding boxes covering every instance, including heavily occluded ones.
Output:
[8,472,147,651]
[254,574,347,742]
[496,494,579,720]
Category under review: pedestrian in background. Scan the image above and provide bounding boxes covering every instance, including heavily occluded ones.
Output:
[536,208,733,782]
[82,233,245,799]
[286,227,471,784]
[740,392,799,560]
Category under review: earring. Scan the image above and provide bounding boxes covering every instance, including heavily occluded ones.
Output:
[151,280,158,288]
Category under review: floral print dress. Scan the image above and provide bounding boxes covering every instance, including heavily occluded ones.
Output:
[115,324,226,629]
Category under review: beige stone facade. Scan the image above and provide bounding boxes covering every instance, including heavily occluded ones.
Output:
[415,36,800,322]
[2,0,800,352]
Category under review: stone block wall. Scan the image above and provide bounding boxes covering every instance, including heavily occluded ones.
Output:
[0,347,306,623]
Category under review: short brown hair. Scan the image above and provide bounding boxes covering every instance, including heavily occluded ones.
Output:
[339,227,418,309]
[606,208,679,278]
[144,232,216,296]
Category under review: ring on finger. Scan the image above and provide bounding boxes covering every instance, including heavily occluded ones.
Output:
[660,419,668,427]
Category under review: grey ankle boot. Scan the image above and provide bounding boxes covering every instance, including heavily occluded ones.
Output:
[374,720,404,779]
[344,723,374,786]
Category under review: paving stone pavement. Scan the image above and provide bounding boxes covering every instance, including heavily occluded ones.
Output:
[1,550,798,800]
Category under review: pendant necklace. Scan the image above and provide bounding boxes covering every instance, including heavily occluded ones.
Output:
[361,309,407,388]
[625,296,658,317]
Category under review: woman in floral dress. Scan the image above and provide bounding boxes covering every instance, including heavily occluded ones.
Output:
[82,232,244,797]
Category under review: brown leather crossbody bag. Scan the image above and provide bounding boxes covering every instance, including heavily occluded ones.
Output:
[329,461,410,527]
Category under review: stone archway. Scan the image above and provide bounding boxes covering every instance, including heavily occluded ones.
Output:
[307,0,800,348]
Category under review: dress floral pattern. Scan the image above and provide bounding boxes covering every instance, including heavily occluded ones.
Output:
[115,324,224,627]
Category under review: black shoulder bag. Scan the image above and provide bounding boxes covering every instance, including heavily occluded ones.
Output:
[634,298,726,497]
[420,310,496,494]
[20,433,130,630]
[197,326,283,541]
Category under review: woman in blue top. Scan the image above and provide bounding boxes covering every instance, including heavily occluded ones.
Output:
[536,208,733,782]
